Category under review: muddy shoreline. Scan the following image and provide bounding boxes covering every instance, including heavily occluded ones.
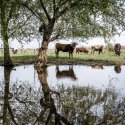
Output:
[0,58,125,67]
[0,56,125,66]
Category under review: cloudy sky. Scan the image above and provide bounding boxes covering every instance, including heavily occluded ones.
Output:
[1,31,125,49]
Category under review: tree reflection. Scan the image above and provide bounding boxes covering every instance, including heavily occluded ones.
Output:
[2,67,18,125]
[0,66,125,125]
[36,67,72,125]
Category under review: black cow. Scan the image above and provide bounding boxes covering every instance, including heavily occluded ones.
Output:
[114,43,121,56]
[55,42,77,59]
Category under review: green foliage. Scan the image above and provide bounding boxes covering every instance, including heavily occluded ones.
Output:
[12,0,125,41]
[1,0,125,44]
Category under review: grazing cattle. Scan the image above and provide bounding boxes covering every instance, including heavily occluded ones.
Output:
[76,47,89,54]
[56,65,77,80]
[114,43,121,56]
[114,65,121,73]
[91,45,103,55]
[55,42,77,59]
[12,48,18,54]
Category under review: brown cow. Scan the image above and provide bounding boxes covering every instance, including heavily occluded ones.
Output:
[91,45,103,55]
[76,47,89,54]
[108,47,114,52]
[114,43,121,56]
[55,42,77,59]
[56,65,77,80]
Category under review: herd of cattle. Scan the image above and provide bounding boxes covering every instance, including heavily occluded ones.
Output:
[55,42,122,58]
[10,42,122,58]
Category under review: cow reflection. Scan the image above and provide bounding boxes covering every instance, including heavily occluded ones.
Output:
[114,65,121,73]
[35,66,73,125]
[91,65,104,69]
[56,65,77,80]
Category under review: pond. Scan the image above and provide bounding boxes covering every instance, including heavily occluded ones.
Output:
[0,64,125,125]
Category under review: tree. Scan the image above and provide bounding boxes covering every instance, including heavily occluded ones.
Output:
[0,0,38,67]
[17,0,125,68]
[0,0,14,66]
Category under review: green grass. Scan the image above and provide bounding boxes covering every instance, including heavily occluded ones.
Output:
[47,48,125,65]
[0,48,125,66]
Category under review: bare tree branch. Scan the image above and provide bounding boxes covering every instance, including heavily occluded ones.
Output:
[8,15,32,38]
[22,3,41,20]
[39,0,51,21]
[50,32,61,42]
[53,0,56,18]
[56,1,80,19]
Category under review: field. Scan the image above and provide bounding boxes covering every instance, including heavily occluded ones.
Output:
[0,48,125,66]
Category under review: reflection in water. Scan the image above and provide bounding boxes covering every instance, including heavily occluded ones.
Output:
[35,66,72,124]
[114,65,121,73]
[0,80,125,124]
[2,67,16,125]
[56,65,77,80]
[0,65,125,124]
[91,64,104,69]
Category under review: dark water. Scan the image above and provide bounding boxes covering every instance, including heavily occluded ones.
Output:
[0,65,125,125]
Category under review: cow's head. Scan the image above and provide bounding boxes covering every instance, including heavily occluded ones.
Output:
[71,42,78,48]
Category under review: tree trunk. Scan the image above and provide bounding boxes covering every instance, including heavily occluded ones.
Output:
[35,21,55,69]
[1,0,13,67]
[3,39,13,67]
[36,40,49,68]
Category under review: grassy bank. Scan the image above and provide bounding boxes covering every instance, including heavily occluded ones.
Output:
[0,49,125,66]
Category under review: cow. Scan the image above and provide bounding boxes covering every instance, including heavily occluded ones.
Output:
[76,47,89,54]
[12,48,18,54]
[108,47,114,52]
[91,45,103,55]
[55,42,77,59]
[114,43,121,56]
[56,65,77,80]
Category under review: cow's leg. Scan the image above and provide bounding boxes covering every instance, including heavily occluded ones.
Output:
[71,53,73,59]
[76,50,77,54]
[57,51,59,58]
[56,50,59,58]
[69,52,70,59]
[99,50,100,55]
[118,51,120,56]
[69,65,73,70]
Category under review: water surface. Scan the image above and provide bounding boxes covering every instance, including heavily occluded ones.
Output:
[0,65,125,95]
[0,64,125,125]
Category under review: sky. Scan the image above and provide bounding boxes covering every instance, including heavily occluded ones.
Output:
[0,31,125,49]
